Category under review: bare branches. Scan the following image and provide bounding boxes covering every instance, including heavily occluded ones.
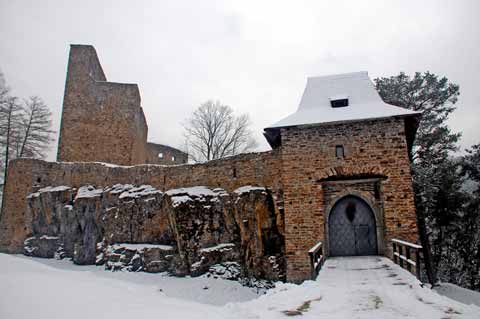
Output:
[183,100,258,162]
[18,96,55,158]
[0,71,55,194]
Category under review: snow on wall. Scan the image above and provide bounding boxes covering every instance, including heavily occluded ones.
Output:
[27,185,72,199]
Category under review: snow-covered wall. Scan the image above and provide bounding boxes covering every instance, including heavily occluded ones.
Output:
[0,150,282,254]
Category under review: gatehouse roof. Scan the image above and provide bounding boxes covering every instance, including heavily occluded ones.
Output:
[264,71,421,149]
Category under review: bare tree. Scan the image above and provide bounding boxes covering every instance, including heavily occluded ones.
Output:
[0,75,23,183]
[0,72,55,208]
[16,96,54,158]
[183,100,258,162]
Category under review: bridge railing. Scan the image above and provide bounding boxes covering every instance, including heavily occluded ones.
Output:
[391,238,422,279]
[308,241,324,279]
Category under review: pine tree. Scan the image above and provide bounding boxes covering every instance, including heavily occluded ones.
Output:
[375,72,461,285]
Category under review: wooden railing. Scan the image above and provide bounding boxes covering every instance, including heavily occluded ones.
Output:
[308,241,324,279]
[391,238,422,279]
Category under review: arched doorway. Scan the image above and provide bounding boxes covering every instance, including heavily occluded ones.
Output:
[328,195,377,256]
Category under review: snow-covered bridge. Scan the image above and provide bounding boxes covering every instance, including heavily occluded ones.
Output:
[232,256,479,318]
[0,254,478,319]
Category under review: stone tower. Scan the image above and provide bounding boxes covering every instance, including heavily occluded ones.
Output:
[57,45,148,166]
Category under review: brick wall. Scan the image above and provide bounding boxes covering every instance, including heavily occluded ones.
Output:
[280,117,418,282]
[0,150,282,253]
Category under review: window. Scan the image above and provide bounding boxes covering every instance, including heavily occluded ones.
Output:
[335,145,344,158]
[158,152,163,159]
[171,156,175,162]
[330,98,349,108]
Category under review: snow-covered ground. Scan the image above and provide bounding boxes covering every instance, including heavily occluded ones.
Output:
[435,282,480,307]
[1,254,478,319]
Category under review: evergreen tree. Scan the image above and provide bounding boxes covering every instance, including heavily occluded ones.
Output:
[458,144,480,290]
[375,72,461,285]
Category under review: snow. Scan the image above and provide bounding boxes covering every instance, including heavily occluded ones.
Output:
[434,282,480,307]
[233,185,266,195]
[200,243,235,253]
[39,235,59,240]
[110,243,174,251]
[117,185,162,199]
[391,238,422,249]
[74,185,103,200]
[166,186,223,207]
[0,253,258,319]
[166,186,219,197]
[27,185,71,198]
[267,71,420,129]
[1,254,478,319]
[108,183,134,194]
[170,195,193,207]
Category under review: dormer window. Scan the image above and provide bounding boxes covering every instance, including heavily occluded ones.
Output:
[330,98,349,108]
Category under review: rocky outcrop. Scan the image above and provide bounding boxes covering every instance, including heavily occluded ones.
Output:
[233,186,286,281]
[23,183,285,282]
[24,235,61,258]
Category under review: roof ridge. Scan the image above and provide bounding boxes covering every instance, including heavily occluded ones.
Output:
[307,71,368,81]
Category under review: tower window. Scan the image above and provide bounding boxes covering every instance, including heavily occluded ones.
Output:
[336,145,344,158]
[158,152,163,159]
[330,98,349,108]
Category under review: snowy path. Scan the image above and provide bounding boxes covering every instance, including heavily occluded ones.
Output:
[228,256,480,318]
[1,254,478,319]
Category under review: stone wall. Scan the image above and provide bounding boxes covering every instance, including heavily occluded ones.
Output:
[146,142,188,165]
[57,45,148,166]
[0,150,282,253]
[56,45,185,166]
[280,117,418,282]
[0,113,419,283]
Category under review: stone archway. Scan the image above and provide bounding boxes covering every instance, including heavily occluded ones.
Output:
[328,195,378,256]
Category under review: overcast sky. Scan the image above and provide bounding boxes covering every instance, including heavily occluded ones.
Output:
[1,0,479,160]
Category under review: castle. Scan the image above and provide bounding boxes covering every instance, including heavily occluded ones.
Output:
[0,45,420,283]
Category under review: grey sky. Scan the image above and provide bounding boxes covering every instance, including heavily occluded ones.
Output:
[1,0,479,160]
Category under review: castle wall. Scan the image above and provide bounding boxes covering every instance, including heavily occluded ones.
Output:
[146,142,188,165]
[280,117,418,282]
[57,45,148,166]
[0,150,282,253]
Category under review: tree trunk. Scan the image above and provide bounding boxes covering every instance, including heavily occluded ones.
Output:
[416,207,437,286]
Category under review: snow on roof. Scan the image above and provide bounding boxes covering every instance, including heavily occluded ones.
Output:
[267,71,419,129]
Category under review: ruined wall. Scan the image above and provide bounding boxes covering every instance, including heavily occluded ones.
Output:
[146,142,188,165]
[0,150,282,253]
[280,117,418,282]
[57,44,148,166]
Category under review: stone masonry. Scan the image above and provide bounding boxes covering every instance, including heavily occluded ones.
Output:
[57,45,186,166]
[146,142,188,165]
[279,118,418,282]
[0,45,421,283]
